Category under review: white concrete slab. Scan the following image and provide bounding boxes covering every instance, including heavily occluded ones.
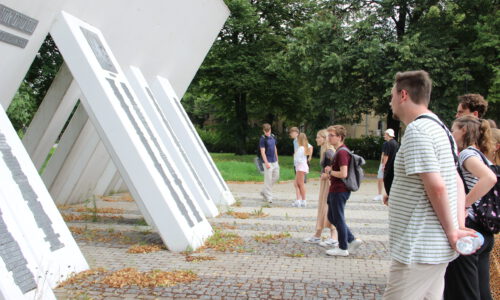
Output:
[50,11,212,250]
[152,76,235,205]
[126,66,219,218]
[0,103,88,292]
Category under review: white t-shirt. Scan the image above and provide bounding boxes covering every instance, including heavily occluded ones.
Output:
[389,113,458,264]
[294,146,308,166]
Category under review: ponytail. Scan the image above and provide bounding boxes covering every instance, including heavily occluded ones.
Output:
[478,119,495,159]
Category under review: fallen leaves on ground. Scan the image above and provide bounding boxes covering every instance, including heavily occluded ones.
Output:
[58,268,198,289]
[253,232,291,243]
[101,194,134,202]
[185,255,216,262]
[101,268,198,288]
[73,207,124,214]
[227,211,250,219]
[57,268,106,288]
[62,213,124,222]
[285,252,305,258]
[127,244,165,254]
[226,209,268,219]
[69,227,134,244]
[214,223,238,230]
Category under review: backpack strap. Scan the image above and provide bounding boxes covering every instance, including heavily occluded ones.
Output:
[415,114,468,193]
[415,114,458,166]
[467,147,492,166]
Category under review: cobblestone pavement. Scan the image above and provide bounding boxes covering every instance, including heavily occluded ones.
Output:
[55,178,390,299]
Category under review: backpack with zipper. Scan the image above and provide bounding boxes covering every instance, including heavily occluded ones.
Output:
[334,147,365,192]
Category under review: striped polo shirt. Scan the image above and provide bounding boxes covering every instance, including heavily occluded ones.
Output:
[389,113,459,264]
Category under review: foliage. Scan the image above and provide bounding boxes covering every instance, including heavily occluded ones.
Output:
[7,35,63,134]
[8,2,499,151]
[186,0,499,152]
[345,136,385,160]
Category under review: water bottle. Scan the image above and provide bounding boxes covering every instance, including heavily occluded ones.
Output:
[456,232,484,255]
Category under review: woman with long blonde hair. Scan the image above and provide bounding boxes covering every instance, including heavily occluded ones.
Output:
[303,129,338,246]
[293,133,311,207]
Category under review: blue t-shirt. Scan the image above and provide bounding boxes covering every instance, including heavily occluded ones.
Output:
[259,135,277,163]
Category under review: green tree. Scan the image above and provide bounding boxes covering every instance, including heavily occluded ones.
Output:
[188,0,318,154]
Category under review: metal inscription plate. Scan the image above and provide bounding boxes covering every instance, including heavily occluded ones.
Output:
[105,78,201,227]
[120,83,203,223]
[0,132,64,251]
[171,96,228,190]
[0,4,38,35]
[80,27,117,73]
[0,208,37,293]
[145,87,210,200]
[0,29,27,48]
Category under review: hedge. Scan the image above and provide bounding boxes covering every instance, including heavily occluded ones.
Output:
[196,126,384,160]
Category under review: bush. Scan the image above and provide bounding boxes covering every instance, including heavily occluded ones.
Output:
[197,127,384,159]
[344,136,384,160]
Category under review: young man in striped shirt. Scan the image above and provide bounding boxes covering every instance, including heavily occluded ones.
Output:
[383,70,474,300]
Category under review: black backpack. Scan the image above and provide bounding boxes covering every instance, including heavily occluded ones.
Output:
[416,115,500,234]
[462,148,500,234]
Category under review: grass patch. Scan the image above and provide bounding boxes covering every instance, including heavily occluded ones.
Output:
[210,153,379,182]
[202,229,244,252]
[285,252,305,258]
[253,232,291,243]
[226,207,268,219]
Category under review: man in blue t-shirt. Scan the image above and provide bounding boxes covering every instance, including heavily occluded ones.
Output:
[260,123,279,203]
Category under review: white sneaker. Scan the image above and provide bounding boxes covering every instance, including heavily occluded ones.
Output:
[292,200,301,207]
[348,239,363,253]
[303,236,321,244]
[319,238,339,248]
[300,200,307,208]
[373,195,382,201]
[326,248,349,256]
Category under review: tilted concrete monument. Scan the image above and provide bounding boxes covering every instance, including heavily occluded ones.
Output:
[0,0,231,297]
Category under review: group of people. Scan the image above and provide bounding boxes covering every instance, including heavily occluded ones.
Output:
[260,124,364,256]
[258,70,499,299]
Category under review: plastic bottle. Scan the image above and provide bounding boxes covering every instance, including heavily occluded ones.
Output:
[456,232,484,255]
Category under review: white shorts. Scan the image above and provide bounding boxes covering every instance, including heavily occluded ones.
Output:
[295,162,309,174]
[377,164,384,179]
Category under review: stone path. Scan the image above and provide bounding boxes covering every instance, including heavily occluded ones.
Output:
[54,178,389,299]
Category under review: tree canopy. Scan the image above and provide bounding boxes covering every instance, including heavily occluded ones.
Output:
[6,1,499,154]
[185,0,499,154]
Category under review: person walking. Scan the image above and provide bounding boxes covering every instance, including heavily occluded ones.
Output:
[293,133,310,207]
[444,116,497,300]
[381,129,399,204]
[374,129,398,201]
[259,123,279,203]
[383,70,474,300]
[323,125,363,256]
[303,129,338,246]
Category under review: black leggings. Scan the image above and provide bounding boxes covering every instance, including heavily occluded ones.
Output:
[443,219,494,300]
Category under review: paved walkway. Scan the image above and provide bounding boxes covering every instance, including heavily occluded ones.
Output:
[54,178,389,299]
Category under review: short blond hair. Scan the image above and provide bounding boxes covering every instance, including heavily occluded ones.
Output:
[289,127,299,134]
[262,123,271,132]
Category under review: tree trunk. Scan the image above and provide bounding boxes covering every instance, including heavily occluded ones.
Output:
[234,92,249,155]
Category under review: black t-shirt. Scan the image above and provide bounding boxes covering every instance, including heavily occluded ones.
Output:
[383,138,399,177]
